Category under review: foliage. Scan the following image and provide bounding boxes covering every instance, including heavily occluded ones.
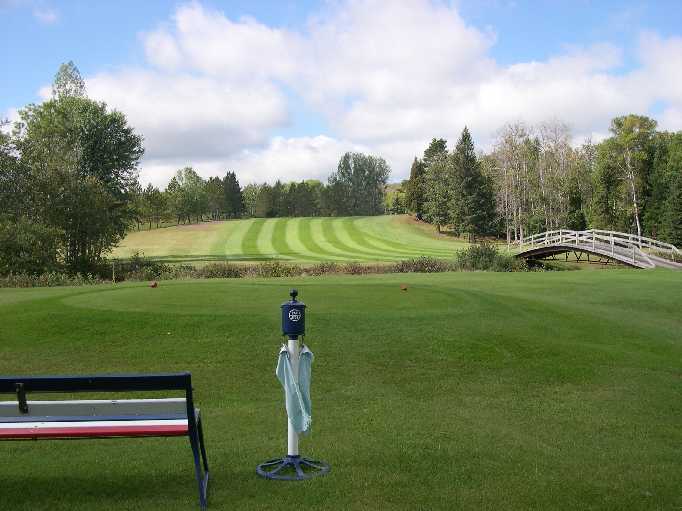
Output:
[405,157,426,217]
[51,61,86,99]
[392,256,452,273]
[450,127,496,239]
[453,243,527,272]
[10,67,144,273]
[423,158,454,231]
[0,271,102,288]
[0,217,62,275]
[326,152,390,216]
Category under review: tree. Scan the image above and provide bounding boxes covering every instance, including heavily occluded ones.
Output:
[597,115,657,238]
[52,61,86,99]
[171,167,207,223]
[242,184,260,217]
[272,180,286,217]
[423,158,454,232]
[450,127,495,240]
[205,177,224,220]
[222,171,243,218]
[423,138,447,169]
[255,184,273,218]
[0,125,30,219]
[143,184,166,228]
[405,157,426,218]
[328,152,390,216]
[13,72,144,272]
[565,183,587,231]
[129,180,145,230]
[0,218,62,275]
[665,170,682,247]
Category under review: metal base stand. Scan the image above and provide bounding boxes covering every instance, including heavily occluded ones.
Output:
[256,455,330,481]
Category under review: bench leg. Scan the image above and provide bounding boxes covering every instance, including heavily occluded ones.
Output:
[189,426,209,509]
[198,417,209,474]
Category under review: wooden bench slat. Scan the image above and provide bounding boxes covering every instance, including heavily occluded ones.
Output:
[0,398,188,418]
[0,419,189,439]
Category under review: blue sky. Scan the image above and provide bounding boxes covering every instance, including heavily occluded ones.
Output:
[2,1,682,186]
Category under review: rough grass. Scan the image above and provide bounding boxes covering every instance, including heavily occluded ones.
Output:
[0,270,680,510]
[112,215,465,265]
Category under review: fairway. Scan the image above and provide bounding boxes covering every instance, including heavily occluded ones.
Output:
[111,215,465,264]
[1,271,680,510]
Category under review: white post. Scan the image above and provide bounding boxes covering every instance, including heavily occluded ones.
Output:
[287,337,300,457]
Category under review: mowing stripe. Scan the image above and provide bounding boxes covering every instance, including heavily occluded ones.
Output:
[310,218,374,261]
[239,219,267,261]
[356,217,456,257]
[256,219,280,260]
[222,218,254,260]
[341,218,429,259]
[321,218,387,261]
[285,217,332,262]
[271,218,321,261]
[270,218,295,260]
[334,218,410,261]
[297,218,348,261]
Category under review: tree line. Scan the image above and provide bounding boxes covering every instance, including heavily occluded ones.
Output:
[404,117,682,246]
[0,62,391,276]
[131,151,390,229]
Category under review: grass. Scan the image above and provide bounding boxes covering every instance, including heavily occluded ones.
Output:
[111,215,466,265]
[0,270,680,510]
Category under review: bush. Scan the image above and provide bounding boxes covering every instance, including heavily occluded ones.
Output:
[196,263,243,279]
[111,252,171,281]
[392,256,452,273]
[306,262,340,276]
[0,271,103,288]
[243,262,304,278]
[0,218,62,275]
[453,243,527,272]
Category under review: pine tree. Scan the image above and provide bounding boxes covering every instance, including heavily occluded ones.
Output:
[423,138,447,168]
[405,157,426,218]
[423,158,453,232]
[451,127,494,240]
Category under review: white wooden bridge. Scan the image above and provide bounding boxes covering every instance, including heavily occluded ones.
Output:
[516,229,682,269]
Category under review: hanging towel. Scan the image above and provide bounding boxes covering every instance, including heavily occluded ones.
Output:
[276,344,314,434]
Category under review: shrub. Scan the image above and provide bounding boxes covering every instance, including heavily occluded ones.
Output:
[111,252,171,281]
[306,262,340,276]
[0,218,62,275]
[453,243,527,272]
[341,262,371,275]
[392,256,452,273]
[0,272,103,288]
[244,262,304,278]
[196,263,243,279]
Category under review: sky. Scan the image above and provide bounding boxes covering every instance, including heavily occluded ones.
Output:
[2,0,682,187]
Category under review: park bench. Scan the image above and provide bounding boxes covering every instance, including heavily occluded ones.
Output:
[0,372,209,509]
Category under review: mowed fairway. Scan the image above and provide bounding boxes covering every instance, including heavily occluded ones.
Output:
[0,271,680,510]
[112,215,464,264]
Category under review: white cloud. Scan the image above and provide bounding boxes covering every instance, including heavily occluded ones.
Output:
[138,135,363,188]
[17,0,682,187]
[32,6,58,24]
[87,69,289,160]
[225,135,367,185]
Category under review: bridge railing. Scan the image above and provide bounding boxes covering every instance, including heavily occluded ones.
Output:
[518,229,680,266]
